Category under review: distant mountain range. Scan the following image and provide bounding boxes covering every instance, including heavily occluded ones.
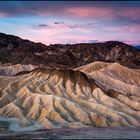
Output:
[134,45,140,49]
[0,32,140,69]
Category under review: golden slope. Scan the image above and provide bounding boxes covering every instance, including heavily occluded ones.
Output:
[76,62,140,95]
[0,67,140,130]
[74,61,111,73]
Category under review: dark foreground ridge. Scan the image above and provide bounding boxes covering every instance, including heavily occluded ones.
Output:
[0,32,140,69]
[0,127,140,139]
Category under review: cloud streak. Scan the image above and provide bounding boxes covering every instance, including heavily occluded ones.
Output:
[34,22,95,31]
[38,24,48,28]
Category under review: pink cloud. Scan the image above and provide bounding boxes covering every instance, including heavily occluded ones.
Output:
[20,25,97,45]
[105,24,140,33]
[0,12,10,17]
[63,6,140,21]
[65,6,114,19]
[121,7,140,20]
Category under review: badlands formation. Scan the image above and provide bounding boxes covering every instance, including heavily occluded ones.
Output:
[0,61,140,131]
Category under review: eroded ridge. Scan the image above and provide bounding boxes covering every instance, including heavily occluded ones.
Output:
[0,66,140,131]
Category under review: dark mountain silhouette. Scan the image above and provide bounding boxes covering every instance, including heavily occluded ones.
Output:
[0,32,140,68]
[134,45,140,49]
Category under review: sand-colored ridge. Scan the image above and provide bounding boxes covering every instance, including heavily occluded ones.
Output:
[74,61,111,73]
[76,61,140,95]
[0,64,37,76]
[0,65,140,131]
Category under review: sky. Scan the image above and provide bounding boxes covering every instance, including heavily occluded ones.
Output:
[0,1,140,46]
